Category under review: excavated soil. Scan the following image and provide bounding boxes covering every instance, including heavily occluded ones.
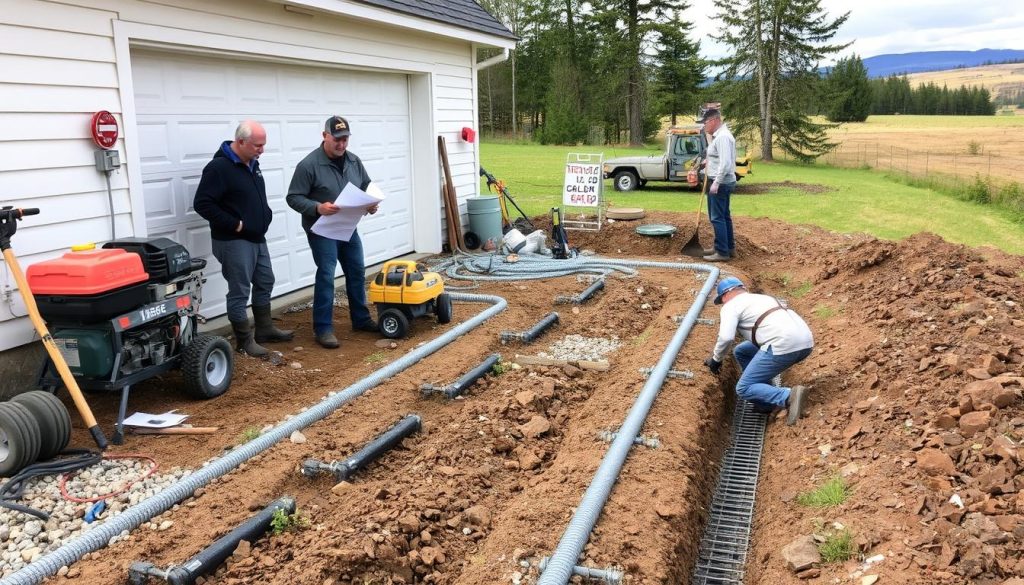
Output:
[34,210,1024,585]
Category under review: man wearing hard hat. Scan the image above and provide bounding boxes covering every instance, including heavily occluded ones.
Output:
[704,277,815,425]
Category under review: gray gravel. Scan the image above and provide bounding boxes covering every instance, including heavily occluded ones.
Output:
[0,460,191,578]
[539,334,621,362]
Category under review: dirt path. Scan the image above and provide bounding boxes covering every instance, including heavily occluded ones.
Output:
[36,211,1024,585]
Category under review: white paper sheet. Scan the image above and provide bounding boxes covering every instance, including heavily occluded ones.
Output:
[310,182,385,242]
[122,410,189,428]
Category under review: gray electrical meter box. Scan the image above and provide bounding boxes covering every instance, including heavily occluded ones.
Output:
[94,149,121,172]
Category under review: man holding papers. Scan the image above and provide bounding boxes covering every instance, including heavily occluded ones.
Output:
[286,116,380,349]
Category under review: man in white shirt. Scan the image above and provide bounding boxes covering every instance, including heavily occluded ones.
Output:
[704,277,814,424]
[700,108,736,262]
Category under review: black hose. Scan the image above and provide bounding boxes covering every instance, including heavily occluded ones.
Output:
[445,354,501,398]
[335,415,421,482]
[0,450,102,520]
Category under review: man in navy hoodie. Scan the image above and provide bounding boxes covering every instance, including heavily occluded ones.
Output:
[194,120,292,357]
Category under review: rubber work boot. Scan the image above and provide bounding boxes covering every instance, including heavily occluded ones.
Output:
[352,319,379,333]
[315,331,340,349]
[230,320,270,358]
[786,385,807,426]
[703,252,730,262]
[253,305,294,343]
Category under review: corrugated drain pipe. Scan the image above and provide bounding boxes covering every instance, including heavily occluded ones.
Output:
[538,261,719,585]
[0,292,507,585]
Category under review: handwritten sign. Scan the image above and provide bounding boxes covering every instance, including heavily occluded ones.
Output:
[562,162,601,207]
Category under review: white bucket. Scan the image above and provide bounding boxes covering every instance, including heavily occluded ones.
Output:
[503,228,527,253]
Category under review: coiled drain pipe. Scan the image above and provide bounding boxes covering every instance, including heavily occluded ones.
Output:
[0,293,506,585]
[537,262,719,585]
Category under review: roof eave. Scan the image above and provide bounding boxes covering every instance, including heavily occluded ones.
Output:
[267,0,517,49]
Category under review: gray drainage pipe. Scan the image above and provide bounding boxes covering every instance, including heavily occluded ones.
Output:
[537,262,719,585]
[0,292,507,585]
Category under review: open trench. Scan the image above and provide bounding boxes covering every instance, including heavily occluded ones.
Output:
[18,259,755,585]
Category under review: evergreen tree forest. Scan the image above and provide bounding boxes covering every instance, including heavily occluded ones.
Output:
[870,75,997,115]
[474,1,999,148]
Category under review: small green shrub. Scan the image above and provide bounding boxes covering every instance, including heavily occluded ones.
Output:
[819,529,856,563]
[492,361,509,375]
[790,281,813,298]
[239,426,261,443]
[812,305,837,319]
[967,140,982,155]
[957,175,992,204]
[270,508,310,535]
[797,476,849,508]
[364,351,388,364]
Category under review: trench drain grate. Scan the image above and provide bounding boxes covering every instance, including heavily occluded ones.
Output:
[691,399,767,585]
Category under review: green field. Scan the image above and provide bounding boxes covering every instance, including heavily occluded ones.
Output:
[479,141,1024,255]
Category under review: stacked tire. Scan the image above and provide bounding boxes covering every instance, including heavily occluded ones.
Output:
[0,391,72,476]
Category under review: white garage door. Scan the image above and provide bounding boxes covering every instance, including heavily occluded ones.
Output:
[131,50,414,319]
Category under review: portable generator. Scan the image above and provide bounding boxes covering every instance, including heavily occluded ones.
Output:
[26,237,234,444]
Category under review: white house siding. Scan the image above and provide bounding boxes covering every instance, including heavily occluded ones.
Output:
[0,0,511,352]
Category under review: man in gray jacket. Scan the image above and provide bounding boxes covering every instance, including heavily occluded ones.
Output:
[700,108,736,261]
[286,116,379,349]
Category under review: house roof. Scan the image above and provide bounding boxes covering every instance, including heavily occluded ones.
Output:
[357,0,515,40]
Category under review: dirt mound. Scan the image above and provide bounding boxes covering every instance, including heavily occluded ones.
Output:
[32,214,1024,585]
[746,223,1024,584]
[738,181,835,195]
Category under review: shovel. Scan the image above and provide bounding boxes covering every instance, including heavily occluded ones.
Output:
[681,173,709,258]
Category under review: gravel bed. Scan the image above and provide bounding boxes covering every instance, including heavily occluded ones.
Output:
[0,460,191,578]
[539,334,621,362]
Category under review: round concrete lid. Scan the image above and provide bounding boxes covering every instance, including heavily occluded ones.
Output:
[635,224,677,236]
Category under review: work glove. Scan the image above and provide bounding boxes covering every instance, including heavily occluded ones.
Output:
[704,357,722,375]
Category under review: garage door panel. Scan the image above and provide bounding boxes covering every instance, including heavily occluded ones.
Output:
[133,50,413,320]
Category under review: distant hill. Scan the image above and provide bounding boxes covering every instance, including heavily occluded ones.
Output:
[906,63,1024,102]
[863,49,1024,78]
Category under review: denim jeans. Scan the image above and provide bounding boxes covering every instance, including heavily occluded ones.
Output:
[211,239,274,323]
[306,231,373,335]
[733,341,812,411]
[708,181,735,255]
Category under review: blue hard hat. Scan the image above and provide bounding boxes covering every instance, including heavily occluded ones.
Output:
[714,277,744,305]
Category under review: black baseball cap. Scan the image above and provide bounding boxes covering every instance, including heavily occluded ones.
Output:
[325,115,351,138]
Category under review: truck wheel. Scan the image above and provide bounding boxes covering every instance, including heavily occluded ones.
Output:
[436,293,453,324]
[379,308,409,339]
[0,401,42,476]
[182,335,233,399]
[11,391,71,460]
[613,171,639,192]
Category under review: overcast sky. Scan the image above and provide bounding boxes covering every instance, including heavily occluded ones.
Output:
[683,0,1024,63]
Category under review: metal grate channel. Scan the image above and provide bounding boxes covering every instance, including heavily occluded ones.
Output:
[691,399,768,585]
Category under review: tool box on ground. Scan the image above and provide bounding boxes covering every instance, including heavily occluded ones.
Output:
[27,235,234,445]
[368,260,453,339]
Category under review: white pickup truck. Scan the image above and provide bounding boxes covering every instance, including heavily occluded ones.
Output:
[602,125,752,191]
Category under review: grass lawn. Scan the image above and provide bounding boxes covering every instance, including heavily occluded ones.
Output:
[479,141,1024,255]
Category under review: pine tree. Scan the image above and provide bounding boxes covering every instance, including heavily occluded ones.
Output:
[825,55,872,122]
[712,0,850,161]
[652,24,705,126]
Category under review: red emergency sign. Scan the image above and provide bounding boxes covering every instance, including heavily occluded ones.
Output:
[90,110,119,149]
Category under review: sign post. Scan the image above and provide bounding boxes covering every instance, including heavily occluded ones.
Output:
[90,111,119,150]
[561,153,603,231]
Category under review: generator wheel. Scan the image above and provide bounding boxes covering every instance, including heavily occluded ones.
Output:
[379,308,409,339]
[0,402,43,476]
[11,391,71,460]
[182,335,233,399]
[436,293,453,324]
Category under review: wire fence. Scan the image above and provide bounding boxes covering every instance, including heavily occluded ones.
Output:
[803,142,1024,188]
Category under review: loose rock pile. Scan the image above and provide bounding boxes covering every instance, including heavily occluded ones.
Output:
[541,334,621,362]
[0,461,191,578]
[790,233,1024,582]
